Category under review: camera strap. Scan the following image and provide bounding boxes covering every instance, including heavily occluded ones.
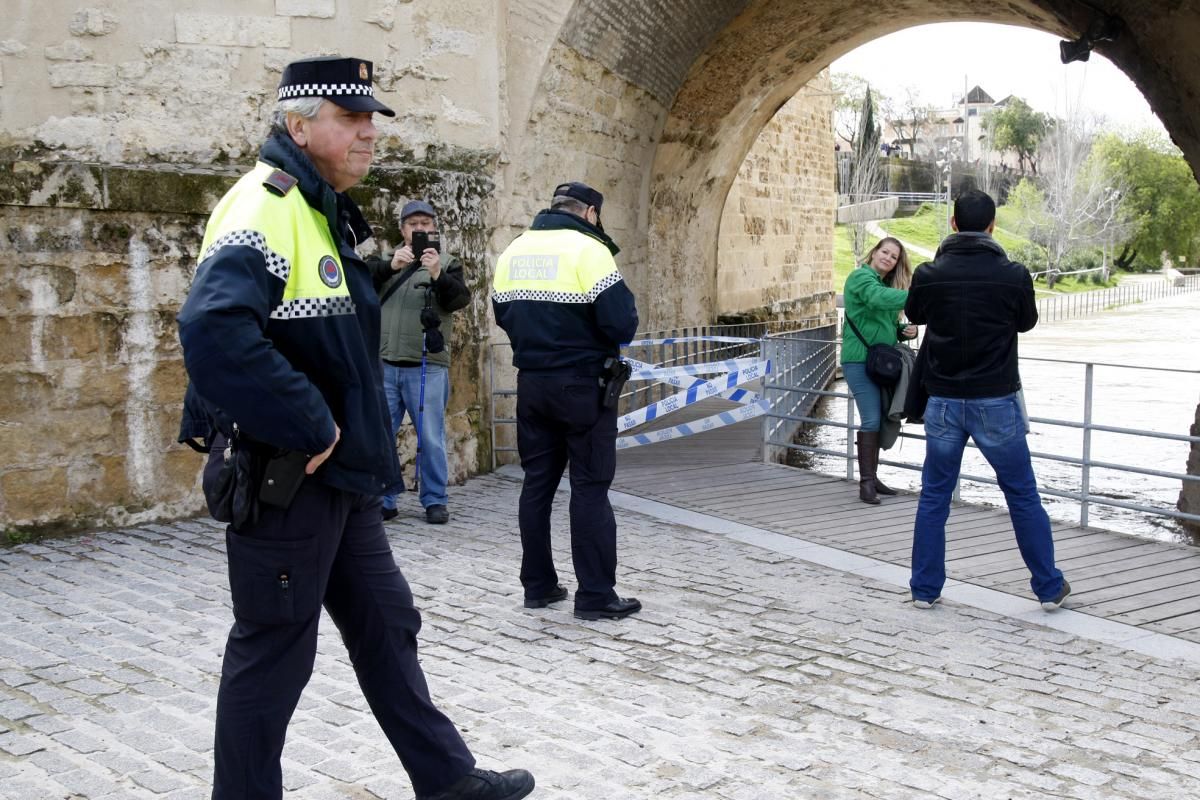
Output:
[378,262,423,306]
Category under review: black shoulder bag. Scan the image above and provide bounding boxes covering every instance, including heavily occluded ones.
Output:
[845,315,904,388]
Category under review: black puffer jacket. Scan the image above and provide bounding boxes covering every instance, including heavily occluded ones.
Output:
[904,232,1038,399]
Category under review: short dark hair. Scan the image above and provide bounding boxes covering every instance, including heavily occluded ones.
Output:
[953,189,996,232]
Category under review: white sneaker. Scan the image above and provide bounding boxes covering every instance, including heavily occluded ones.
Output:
[912,596,941,609]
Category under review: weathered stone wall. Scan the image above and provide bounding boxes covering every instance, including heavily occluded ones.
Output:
[716,73,837,325]
[1,1,504,532]
[1,160,495,531]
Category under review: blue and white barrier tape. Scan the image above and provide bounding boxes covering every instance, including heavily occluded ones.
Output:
[617,360,771,432]
[623,356,762,404]
[625,357,761,381]
[624,335,757,347]
[616,398,769,450]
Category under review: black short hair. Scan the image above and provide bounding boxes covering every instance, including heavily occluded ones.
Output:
[953,189,996,232]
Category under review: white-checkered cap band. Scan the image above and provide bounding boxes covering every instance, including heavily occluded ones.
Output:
[278,83,375,100]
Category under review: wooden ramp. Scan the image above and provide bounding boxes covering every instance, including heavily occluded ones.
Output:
[613,397,1200,644]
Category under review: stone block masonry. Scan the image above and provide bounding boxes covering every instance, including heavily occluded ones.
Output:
[0,159,497,533]
[717,73,837,324]
[174,14,291,48]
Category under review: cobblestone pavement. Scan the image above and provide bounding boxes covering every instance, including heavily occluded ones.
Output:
[3,473,1200,799]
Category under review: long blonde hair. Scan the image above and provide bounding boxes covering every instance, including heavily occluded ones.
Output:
[865,237,912,290]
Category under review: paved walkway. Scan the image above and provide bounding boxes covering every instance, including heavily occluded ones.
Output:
[3,472,1200,799]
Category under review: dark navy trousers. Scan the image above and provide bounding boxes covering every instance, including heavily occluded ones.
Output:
[516,372,619,611]
[211,470,474,799]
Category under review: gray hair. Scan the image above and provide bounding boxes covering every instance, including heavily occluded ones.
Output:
[550,195,589,216]
[270,96,326,134]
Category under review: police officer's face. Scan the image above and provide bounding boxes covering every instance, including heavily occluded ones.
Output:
[290,101,378,192]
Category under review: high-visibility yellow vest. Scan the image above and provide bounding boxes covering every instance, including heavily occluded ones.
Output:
[492,227,619,302]
[199,162,353,318]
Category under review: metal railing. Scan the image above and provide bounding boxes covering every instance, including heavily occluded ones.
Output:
[488,320,823,470]
[760,327,839,462]
[878,191,943,204]
[764,346,1200,533]
[1036,274,1200,321]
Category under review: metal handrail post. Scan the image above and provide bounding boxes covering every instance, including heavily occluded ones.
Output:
[489,345,496,472]
[845,391,856,481]
[1081,363,1094,527]
[760,335,770,464]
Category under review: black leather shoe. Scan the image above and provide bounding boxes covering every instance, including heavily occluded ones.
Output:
[574,597,641,620]
[425,504,449,524]
[523,585,568,609]
[418,767,534,800]
[381,507,399,521]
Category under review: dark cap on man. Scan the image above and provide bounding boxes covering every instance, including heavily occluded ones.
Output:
[277,56,395,117]
[554,181,604,214]
[400,200,437,222]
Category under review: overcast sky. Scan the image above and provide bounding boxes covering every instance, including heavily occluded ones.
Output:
[831,22,1165,136]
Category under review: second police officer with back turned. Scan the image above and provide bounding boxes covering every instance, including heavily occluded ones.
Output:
[492,181,641,621]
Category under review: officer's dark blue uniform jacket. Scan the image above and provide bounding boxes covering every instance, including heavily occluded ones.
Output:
[491,210,638,374]
[177,131,402,497]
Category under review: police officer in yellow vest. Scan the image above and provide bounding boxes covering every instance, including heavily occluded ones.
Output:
[492,182,641,621]
[177,56,533,800]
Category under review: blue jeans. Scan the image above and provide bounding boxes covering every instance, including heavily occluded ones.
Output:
[910,393,1065,603]
[381,362,449,509]
[843,362,882,432]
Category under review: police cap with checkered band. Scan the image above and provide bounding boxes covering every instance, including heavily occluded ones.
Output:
[277,56,395,117]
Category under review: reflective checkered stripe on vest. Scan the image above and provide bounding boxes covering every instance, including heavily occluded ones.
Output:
[198,162,354,319]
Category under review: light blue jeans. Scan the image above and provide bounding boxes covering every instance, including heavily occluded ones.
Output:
[381,362,449,510]
[843,362,882,432]
[910,393,1065,603]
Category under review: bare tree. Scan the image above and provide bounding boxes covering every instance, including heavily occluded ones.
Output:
[832,72,873,151]
[881,86,932,158]
[1032,111,1131,287]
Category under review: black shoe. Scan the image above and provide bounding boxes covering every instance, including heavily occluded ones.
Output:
[425,504,449,524]
[381,507,399,522]
[523,585,568,609]
[574,597,642,620]
[418,767,535,800]
[873,478,898,496]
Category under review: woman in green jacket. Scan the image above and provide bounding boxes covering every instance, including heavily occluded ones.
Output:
[842,237,917,504]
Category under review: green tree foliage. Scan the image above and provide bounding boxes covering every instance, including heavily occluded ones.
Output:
[990,98,1051,174]
[1094,132,1200,269]
[849,86,882,262]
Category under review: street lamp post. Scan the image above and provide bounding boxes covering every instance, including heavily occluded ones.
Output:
[937,139,961,236]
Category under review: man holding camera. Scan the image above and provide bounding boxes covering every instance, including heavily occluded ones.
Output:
[372,200,470,524]
[177,56,533,800]
[492,181,641,620]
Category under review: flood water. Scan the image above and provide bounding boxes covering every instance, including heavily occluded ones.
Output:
[801,288,1200,544]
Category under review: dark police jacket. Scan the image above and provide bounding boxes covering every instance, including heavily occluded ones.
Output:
[491,210,638,374]
[177,132,402,497]
[903,232,1038,399]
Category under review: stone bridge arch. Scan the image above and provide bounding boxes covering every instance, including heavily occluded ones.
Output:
[504,0,1200,329]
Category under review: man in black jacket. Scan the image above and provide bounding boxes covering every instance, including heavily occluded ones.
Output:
[177,56,533,800]
[904,190,1070,612]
